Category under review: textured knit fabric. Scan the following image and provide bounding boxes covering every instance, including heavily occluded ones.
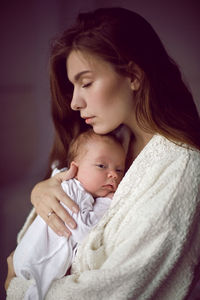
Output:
[7,134,200,300]
[12,179,111,300]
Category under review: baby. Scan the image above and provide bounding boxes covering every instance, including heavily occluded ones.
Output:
[13,130,126,300]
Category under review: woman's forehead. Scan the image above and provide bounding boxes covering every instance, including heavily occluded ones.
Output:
[66,50,107,81]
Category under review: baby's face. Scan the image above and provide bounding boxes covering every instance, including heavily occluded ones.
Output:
[75,138,125,198]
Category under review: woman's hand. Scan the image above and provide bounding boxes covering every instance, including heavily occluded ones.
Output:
[5,251,15,291]
[31,163,79,237]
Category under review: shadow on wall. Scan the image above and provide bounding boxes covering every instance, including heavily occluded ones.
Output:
[0,0,100,297]
[0,1,57,297]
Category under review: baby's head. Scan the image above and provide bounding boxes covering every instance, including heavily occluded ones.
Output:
[68,130,126,198]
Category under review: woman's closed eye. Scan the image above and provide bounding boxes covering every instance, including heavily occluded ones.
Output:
[81,82,92,88]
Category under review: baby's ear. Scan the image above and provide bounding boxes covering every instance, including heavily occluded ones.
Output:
[71,161,79,168]
[71,161,79,179]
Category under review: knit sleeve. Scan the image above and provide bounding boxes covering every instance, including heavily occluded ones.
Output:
[6,277,33,300]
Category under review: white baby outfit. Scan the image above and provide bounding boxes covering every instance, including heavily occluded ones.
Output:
[13,179,111,300]
[7,134,200,300]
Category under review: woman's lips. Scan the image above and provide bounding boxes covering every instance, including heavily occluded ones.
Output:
[84,117,95,124]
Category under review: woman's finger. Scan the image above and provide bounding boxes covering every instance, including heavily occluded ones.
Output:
[54,162,78,182]
[33,195,75,237]
[54,185,79,214]
[32,184,78,236]
[46,213,72,238]
[46,197,78,229]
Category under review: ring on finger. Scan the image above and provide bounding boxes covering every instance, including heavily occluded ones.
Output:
[47,211,55,218]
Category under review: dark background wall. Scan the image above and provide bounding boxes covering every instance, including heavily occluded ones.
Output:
[1,0,199,298]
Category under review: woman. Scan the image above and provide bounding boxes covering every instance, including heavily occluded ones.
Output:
[6,7,200,300]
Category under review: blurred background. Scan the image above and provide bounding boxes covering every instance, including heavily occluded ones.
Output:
[1,0,199,298]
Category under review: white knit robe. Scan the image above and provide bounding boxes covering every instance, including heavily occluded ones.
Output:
[7,134,200,300]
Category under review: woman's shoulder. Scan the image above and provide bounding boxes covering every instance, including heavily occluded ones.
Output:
[147,134,200,162]
[145,134,200,181]
[126,134,200,184]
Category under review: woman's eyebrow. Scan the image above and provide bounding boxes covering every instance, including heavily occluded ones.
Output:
[74,70,92,82]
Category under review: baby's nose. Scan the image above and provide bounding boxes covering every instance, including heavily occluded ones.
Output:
[108,170,118,180]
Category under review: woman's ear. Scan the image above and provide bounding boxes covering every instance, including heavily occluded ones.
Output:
[130,77,140,91]
[128,61,143,91]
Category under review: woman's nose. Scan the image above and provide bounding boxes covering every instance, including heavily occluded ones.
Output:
[71,90,85,111]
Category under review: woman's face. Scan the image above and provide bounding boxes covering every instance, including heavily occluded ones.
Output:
[66,50,136,134]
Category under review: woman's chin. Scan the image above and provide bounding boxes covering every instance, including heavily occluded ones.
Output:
[93,125,119,135]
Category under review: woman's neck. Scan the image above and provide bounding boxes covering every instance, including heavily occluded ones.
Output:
[127,120,154,161]
[125,113,154,159]
[123,117,154,165]
[132,132,153,158]
[124,128,153,170]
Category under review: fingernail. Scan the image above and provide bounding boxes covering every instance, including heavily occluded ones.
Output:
[69,222,76,229]
[72,206,79,213]
[63,232,70,238]
[58,231,70,238]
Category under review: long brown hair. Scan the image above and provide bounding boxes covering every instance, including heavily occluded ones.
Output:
[47,7,200,176]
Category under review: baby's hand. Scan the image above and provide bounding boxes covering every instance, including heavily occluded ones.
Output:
[106,192,114,199]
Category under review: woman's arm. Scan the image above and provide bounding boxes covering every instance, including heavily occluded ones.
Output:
[5,252,15,292]
[31,163,79,237]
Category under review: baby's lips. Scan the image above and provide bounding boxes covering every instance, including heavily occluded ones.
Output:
[103,182,116,191]
[110,180,118,190]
